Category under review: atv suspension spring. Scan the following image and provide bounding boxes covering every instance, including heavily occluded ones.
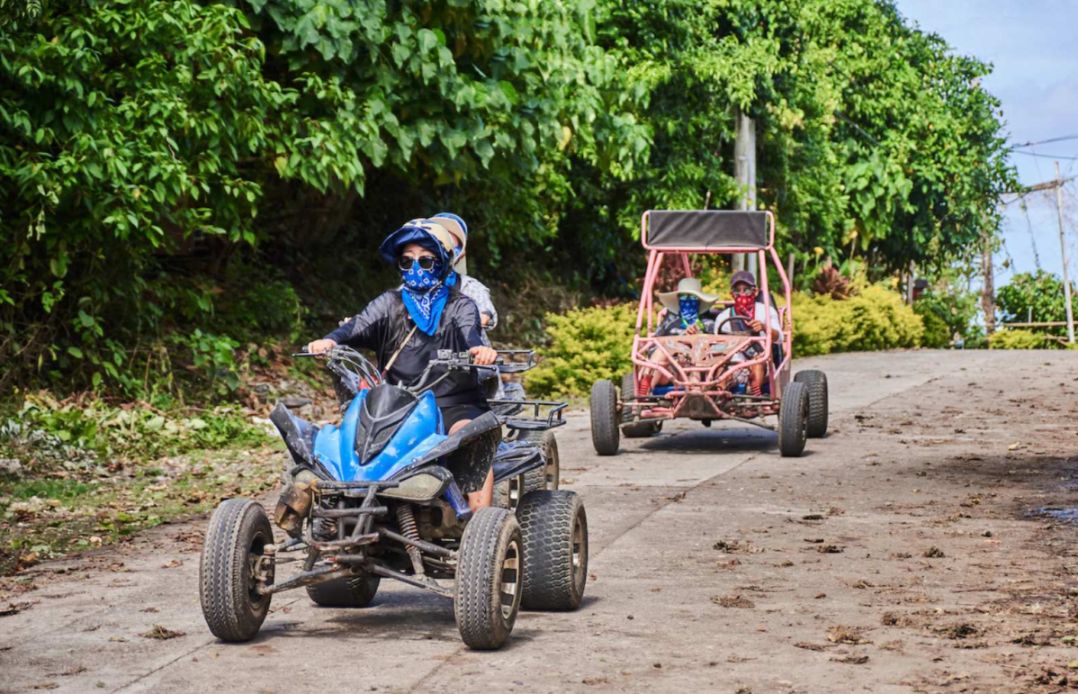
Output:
[396,506,426,577]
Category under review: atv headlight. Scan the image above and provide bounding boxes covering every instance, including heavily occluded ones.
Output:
[379,472,448,502]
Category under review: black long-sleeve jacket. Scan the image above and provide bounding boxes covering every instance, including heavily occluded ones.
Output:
[323,288,487,407]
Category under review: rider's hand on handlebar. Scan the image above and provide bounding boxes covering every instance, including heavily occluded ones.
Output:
[684,323,700,335]
[748,319,764,334]
[306,338,338,355]
[469,345,498,365]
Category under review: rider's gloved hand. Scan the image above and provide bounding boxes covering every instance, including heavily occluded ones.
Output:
[306,338,338,354]
[469,345,497,365]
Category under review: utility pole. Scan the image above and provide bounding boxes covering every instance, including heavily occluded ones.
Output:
[733,108,757,275]
[981,229,995,335]
[1054,161,1075,344]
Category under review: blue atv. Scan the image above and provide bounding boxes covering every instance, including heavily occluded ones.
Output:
[198,346,587,650]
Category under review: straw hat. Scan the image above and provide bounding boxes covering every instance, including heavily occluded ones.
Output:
[657,277,720,313]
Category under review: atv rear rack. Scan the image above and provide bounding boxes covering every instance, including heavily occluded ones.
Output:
[490,399,567,431]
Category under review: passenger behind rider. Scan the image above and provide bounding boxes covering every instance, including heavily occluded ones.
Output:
[635,278,718,397]
[427,212,498,340]
[711,270,782,396]
[305,220,498,511]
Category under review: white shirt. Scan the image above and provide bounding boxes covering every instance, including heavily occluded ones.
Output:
[712,302,783,344]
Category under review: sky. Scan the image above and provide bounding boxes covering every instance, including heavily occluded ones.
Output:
[893,0,1078,286]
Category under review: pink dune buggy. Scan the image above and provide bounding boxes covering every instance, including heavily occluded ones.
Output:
[589,210,827,457]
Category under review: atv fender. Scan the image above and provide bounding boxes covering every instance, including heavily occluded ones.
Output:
[270,401,319,466]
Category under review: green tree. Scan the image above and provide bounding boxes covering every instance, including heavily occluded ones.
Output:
[997,271,1074,336]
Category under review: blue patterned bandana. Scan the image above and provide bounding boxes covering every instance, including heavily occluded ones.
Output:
[400,259,449,335]
[678,295,700,328]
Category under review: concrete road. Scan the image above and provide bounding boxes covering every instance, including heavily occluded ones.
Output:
[2,350,1076,693]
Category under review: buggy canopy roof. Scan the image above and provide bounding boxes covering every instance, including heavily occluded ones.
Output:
[642,210,773,250]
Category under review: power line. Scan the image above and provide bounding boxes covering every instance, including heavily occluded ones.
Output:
[1009,134,1078,149]
[1011,150,1078,161]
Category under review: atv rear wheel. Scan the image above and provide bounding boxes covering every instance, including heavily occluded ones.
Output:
[794,370,828,437]
[199,499,274,642]
[519,429,560,491]
[778,381,809,457]
[454,507,523,650]
[304,553,380,607]
[517,490,588,611]
[590,379,620,456]
[494,473,527,511]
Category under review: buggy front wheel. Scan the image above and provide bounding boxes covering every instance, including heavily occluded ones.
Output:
[199,499,274,642]
[794,370,828,437]
[454,507,523,650]
[778,381,809,457]
[590,379,620,456]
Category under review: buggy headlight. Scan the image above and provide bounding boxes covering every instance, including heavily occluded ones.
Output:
[379,472,448,502]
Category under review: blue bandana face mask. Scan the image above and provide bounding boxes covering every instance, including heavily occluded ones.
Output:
[678,295,700,326]
[400,259,442,290]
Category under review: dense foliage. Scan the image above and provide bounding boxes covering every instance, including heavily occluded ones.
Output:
[0,0,1012,397]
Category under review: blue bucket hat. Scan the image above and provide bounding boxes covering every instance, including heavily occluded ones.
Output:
[378,219,454,277]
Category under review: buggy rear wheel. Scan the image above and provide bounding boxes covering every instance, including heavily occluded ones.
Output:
[517,490,588,611]
[304,553,380,607]
[495,473,527,511]
[589,379,620,456]
[794,370,828,437]
[778,381,809,457]
[454,507,523,650]
[199,499,274,642]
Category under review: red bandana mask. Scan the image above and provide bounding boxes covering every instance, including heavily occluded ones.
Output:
[733,292,755,318]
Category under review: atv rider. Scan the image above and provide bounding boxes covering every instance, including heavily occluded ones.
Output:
[636,277,718,396]
[712,270,782,396]
[305,220,498,511]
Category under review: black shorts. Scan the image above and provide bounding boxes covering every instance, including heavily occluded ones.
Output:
[440,403,497,493]
[440,403,486,432]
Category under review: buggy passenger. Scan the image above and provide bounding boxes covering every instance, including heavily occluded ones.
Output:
[712,270,782,396]
[305,220,498,511]
[635,278,718,397]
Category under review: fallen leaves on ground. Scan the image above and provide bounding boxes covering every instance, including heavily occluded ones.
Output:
[142,624,185,640]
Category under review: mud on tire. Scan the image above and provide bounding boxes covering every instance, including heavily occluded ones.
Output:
[454,507,523,650]
[200,499,274,642]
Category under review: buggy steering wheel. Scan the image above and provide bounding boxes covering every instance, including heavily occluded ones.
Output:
[713,315,757,336]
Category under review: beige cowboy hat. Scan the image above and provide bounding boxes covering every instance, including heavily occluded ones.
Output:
[657,277,720,313]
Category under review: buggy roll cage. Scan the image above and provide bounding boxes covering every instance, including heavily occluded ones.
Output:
[632,210,794,410]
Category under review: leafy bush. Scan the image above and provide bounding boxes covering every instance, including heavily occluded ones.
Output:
[988,329,1055,350]
[913,287,979,348]
[1,393,269,465]
[525,304,638,398]
[793,285,923,356]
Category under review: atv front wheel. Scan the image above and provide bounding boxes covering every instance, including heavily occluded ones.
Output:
[778,381,809,457]
[304,553,380,607]
[517,490,588,611]
[794,370,828,437]
[454,507,523,650]
[590,379,620,456]
[199,499,274,642]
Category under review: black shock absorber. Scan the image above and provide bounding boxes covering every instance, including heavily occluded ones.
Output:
[396,505,425,577]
